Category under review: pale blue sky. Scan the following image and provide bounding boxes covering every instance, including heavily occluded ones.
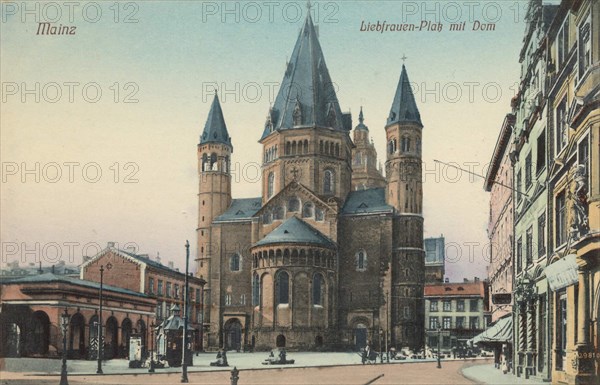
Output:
[1,1,535,281]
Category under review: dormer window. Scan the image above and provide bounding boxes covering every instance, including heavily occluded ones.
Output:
[293,100,302,126]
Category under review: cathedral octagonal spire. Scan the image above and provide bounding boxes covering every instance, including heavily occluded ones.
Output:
[260,11,346,140]
[200,92,232,147]
[386,64,422,128]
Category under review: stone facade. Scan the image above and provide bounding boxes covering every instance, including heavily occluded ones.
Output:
[197,13,425,352]
[544,1,600,384]
[424,281,489,352]
[81,244,206,350]
[0,273,154,359]
[484,113,515,323]
[510,1,558,381]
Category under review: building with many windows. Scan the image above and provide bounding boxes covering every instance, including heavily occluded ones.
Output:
[81,243,207,351]
[484,112,516,324]
[196,10,425,351]
[510,1,558,381]
[424,280,489,353]
[543,1,599,384]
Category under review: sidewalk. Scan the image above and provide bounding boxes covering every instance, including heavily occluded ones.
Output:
[1,352,491,376]
[462,364,547,385]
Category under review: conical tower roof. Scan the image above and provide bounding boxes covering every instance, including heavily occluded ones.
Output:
[386,64,422,127]
[200,92,231,145]
[260,13,345,140]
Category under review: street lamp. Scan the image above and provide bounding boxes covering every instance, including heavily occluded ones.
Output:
[60,308,70,385]
[181,240,190,383]
[436,327,442,369]
[149,322,156,373]
[198,275,207,353]
[97,262,112,374]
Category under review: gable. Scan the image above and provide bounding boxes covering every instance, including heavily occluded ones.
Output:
[255,181,338,218]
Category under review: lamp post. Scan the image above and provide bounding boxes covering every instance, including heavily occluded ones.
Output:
[436,327,442,369]
[97,263,112,374]
[60,308,70,385]
[149,322,156,373]
[181,240,190,383]
[198,275,206,353]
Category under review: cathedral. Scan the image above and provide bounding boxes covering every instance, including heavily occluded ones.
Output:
[196,12,425,352]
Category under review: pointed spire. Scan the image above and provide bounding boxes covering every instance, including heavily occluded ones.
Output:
[387,64,422,127]
[260,10,345,140]
[200,92,231,146]
[355,106,368,131]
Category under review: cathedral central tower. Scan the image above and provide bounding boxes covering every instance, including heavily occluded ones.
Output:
[259,13,353,205]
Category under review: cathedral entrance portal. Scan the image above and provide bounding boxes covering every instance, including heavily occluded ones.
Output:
[223,319,242,351]
[355,323,368,350]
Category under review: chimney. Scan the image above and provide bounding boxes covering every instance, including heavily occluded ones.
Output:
[168,261,174,269]
[463,278,469,283]
[474,277,480,282]
[444,277,449,283]
[107,241,115,248]
[156,252,161,264]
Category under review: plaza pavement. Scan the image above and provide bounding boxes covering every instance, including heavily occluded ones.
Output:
[0,354,543,384]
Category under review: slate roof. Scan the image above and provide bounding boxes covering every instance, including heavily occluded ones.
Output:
[214,198,262,222]
[342,188,394,215]
[2,272,149,298]
[260,13,347,140]
[386,64,422,127]
[200,93,231,146]
[254,216,335,248]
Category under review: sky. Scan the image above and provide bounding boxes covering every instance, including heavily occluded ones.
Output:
[1,0,536,281]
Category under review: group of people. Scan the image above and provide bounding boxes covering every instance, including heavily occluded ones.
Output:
[209,349,229,367]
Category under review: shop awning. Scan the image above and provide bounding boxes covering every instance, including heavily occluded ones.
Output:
[472,315,512,345]
[545,254,579,291]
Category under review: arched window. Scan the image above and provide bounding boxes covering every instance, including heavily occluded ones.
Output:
[312,273,323,305]
[302,202,314,218]
[356,250,367,271]
[202,154,209,171]
[319,140,324,153]
[416,138,421,154]
[388,140,394,154]
[210,153,218,171]
[276,271,289,305]
[286,142,291,155]
[323,170,334,194]
[252,274,260,306]
[335,143,340,157]
[292,141,297,155]
[303,140,309,154]
[393,139,397,153]
[401,137,411,152]
[267,172,275,198]
[263,211,272,224]
[315,208,324,221]
[230,254,241,271]
[288,197,300,212]
[274,206,284,220]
